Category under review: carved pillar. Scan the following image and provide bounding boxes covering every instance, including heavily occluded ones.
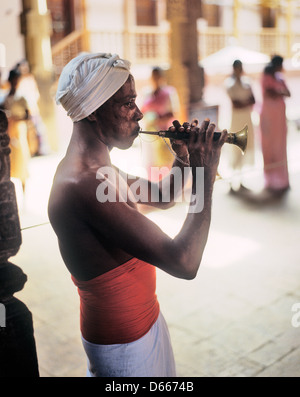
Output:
[20,0,58,152]
[0,110,39,377]
[166,0,204,121]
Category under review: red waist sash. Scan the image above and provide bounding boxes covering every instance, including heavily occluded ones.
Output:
[71,258,160,344]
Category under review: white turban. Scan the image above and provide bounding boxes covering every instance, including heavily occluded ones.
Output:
[56,53,131,122]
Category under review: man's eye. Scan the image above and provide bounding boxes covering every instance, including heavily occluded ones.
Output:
[125,100,135,109]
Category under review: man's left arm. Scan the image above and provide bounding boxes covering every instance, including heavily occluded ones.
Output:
[117,123,191,209]
[116,156,190,210]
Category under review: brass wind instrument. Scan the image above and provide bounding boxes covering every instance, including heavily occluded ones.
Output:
[139,125,248,154]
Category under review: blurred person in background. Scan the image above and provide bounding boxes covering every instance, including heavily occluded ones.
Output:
[141,66,180,181]
[260,55,290,195]
[16,59,49,156]
[1,68,31,193]
[225,59,255,191]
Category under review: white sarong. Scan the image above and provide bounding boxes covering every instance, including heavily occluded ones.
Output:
[81,312,176,377]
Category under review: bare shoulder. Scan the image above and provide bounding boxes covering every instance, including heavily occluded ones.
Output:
[48,160,124,232]
[48,161,91,218]
[50,161,93,203]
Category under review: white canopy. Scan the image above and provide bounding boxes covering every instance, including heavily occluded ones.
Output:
[201,45,270,75]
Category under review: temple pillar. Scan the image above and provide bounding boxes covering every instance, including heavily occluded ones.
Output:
[233,0,240,41]
[20,0,58,152]
[166,0,204,122]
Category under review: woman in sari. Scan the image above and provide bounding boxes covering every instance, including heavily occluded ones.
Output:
[260,55,290,194]
[225,60,255,191]
[2,69,31,192]
[141,67,180,181]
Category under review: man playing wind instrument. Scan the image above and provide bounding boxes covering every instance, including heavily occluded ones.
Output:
[48,53,227,377]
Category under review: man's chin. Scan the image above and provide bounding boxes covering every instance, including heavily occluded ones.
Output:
[116,136,137,150]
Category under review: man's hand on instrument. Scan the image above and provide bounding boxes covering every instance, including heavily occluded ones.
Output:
[188,118,227,175]
[168,119,190,160]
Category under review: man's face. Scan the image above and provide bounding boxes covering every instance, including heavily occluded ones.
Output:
[95,75,143,150]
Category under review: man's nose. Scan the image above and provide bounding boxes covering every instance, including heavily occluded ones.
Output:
[135,106,143,121]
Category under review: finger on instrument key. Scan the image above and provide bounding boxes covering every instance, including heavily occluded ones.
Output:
[172,120,181,130]
[199,118,210,131]
[182,122,191,133]
[199,118,210,142]
[189,123,199,143]
[206,122,215,141]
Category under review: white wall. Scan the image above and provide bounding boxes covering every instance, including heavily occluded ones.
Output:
[86,0,125,32]
[85,0,126,55]
[0,0,25,79]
